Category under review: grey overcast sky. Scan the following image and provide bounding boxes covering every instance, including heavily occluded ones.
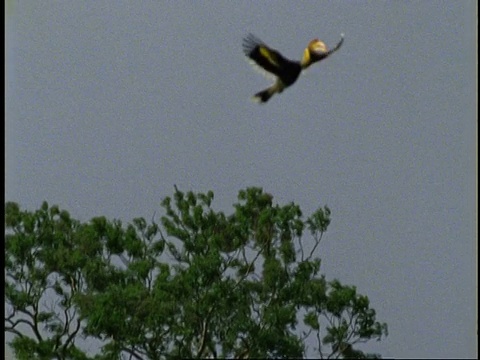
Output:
[5,1,477,358]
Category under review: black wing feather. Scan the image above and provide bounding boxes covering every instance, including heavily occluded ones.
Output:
[242,34,293,77]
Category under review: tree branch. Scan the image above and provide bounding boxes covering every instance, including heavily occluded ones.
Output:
[307,231,324,261]
[121,346,144,360]
[196,305,215,358]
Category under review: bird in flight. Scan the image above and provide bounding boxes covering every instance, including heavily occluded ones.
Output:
[242,33,344,103]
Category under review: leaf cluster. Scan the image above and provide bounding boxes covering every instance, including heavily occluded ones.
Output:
[5,188,387,359]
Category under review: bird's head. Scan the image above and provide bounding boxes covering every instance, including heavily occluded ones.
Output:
[300,39,329,69]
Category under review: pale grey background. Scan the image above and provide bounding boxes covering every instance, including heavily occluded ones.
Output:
[5,1,477,358]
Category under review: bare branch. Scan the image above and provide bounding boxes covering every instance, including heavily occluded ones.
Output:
[5,317,39,338]
[121,346,144,360]
[307,231,324,261]
[197,316,209,358]
[32,301,44,342]
[233,246,263,291]
[298,235,305,262]
[5,326,25,338]
[63,318,82,350]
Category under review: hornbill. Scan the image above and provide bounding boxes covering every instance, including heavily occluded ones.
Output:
[242,33,344,103]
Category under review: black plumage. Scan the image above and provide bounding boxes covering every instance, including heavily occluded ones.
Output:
[242,34,302,88]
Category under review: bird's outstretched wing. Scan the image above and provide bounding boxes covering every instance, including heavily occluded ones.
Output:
[242,34,293,77]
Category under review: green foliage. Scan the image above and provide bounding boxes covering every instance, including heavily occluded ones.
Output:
[5,188,387,359]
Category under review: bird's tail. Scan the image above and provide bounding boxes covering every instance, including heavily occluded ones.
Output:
[252,86,276,103]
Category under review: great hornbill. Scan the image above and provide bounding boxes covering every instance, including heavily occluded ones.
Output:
[242,33,344,103]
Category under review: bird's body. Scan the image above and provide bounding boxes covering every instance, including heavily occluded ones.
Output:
[242,33,344,103]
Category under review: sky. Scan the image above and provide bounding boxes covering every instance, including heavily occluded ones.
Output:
[5,1,477,358]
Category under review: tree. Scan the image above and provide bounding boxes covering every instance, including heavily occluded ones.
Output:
[5,187,388,359]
